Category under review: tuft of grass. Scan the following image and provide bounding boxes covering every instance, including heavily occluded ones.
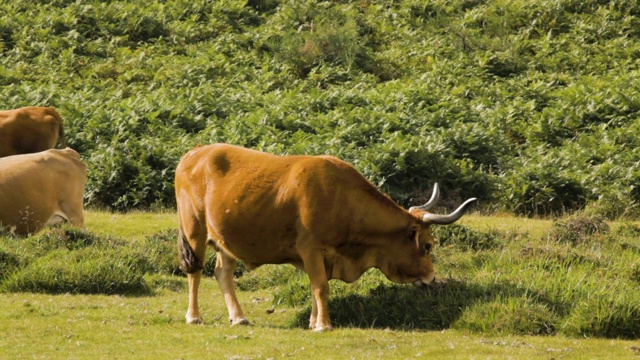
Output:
[432,223,504,251]
[237,264,304,293]
[549,215,610,245]
[0,248,20,280]
[137,229,182,275]
[1,247,151,295]
[31,226,105,250]
[454,296,558,336]
[614,222,640,238]
[562,299,640,339]
[0,225,181,295]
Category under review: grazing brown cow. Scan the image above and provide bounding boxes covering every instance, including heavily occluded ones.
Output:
[0,106,67,158]
[175,144,476,331]
[0,148,86,235]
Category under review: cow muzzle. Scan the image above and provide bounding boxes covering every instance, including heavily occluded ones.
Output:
[413,272,436,287]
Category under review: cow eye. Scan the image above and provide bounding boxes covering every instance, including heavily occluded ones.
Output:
[425,243,433,253]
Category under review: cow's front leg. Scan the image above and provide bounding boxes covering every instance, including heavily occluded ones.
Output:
[309,293,318,330]
[214,251,249,326]
[186,270,203,324]
[302,252,332,332]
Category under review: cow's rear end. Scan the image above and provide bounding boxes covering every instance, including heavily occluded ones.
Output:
[175,144,257,325]
[0,148,86,235]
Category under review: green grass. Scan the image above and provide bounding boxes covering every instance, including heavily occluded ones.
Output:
[1,286,639,360]
[2,289,638,360]
[84,210,177,240]
[459,214,553,239]
[1,211,639,359]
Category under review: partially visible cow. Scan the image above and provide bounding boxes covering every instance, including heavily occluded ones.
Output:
[175,143,476,331]
[0,148,86,235]
[0,106,67,158]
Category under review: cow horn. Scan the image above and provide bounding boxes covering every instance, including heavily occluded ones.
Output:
[409,183,440,212]
[421,198,477,225]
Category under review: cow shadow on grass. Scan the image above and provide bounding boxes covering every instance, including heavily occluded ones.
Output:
[290,278,564,333]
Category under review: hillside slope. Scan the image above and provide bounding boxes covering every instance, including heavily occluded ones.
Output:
[1,0,639,217]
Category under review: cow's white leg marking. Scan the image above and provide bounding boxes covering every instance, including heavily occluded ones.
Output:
[186,270,204,324]
[215,251,249,326]
[301,250,333,332]
[309,293,319,330]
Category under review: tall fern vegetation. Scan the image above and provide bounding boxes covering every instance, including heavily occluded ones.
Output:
[1,0,640,215]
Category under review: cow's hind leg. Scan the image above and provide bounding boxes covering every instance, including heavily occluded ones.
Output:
[178,225,207,324]
[186,270,204,324]
[214,251,249,326]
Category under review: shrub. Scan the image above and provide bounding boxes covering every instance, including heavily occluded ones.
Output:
[4,0,640,217]
[263,3,374,79]
[503,163,589,217]
[33,227,102,251]
[549,215,610,245]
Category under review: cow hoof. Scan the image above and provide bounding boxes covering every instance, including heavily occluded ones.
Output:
[230,318,250,326]
[312,325,333,333]
[186,316,203,325]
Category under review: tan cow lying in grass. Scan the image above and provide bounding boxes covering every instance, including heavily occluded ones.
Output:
[175,143,476,331]
[0,148,86,235]
[0,106,66,158]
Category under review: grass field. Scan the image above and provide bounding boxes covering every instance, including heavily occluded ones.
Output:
[1,211,639,359]
[1,288,638,360]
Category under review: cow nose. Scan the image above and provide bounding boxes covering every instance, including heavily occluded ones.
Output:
[422,272,436,285]
[413,273,436,287]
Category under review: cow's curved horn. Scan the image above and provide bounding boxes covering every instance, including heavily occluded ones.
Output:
[422,198,477,225]
[409,183,440,212]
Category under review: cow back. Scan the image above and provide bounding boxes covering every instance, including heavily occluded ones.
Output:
[0,106,65,157]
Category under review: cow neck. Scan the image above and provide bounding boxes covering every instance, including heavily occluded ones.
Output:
[350,183,415,235]
[359,206,415,239]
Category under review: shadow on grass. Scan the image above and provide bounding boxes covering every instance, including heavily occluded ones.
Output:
[292,279,640,339]
[290,278,562,333]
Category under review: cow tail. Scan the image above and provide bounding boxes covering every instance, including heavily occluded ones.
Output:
[178,223,203,274]
[58,124,67,148]
[52,108,67,148]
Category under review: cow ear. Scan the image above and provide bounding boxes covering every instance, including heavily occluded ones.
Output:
[409,226,420,248]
